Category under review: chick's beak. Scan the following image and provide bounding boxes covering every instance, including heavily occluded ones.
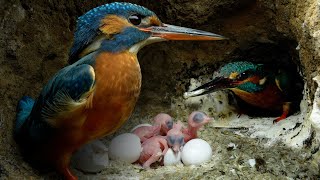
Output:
[203,117,214,124]
[140,24,226,41]
[172,144,181,153]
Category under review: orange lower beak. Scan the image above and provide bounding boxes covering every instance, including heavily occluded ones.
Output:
[140,24,227,41]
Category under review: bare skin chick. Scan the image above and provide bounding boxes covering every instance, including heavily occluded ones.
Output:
[132,125,160,142]
[153,113,174,135]
[138,136,168,169]
[166,122,185,153]
[182,111,213,142]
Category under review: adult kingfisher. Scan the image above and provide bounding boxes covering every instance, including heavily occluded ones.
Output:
[14,2,225,180]
[184,61,293,123]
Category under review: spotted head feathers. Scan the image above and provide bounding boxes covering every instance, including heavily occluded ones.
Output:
[69,2,157,63]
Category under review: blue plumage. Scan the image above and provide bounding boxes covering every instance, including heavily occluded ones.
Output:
[219,61,259,77]
[15,96,34,136]
[217,61,266,93]
[37,63,95,119]
[237,82,264,93]
[69,2,155,63]
[101,27,150,52]
[15,59,96,144]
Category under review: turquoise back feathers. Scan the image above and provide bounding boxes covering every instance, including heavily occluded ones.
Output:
[218,61,263,78]
[221,61,292,94]
[218,61,268,93]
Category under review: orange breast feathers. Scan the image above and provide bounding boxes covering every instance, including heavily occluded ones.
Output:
[231,84,284,110]
[82,51,142,140]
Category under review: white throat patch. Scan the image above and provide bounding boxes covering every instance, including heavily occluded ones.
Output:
[129,37,166,54]
[259,77,267,85]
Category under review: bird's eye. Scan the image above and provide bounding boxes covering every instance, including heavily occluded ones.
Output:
[238,72,249,80]
[166,119,173,129]
[129,14,142,25]
[178,137,184,145]
[193,113,204,123]
[168,136,175,145]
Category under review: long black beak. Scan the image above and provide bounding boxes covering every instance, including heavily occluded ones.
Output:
[184,77,235,98]
[140,24,227,41]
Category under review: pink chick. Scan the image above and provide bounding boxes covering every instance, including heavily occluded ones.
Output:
[138,136,168,169]
[132,125,161,142]
[153,113,174,135]
[182,111,213,143]
[166,122,185,153]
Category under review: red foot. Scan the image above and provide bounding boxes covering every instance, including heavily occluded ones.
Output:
[273,102,290,124]
[273,115,287,124]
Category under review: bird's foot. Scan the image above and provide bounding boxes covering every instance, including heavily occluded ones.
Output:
[236,109,246,118]
[273,102,291,124]
[273,115,286,124]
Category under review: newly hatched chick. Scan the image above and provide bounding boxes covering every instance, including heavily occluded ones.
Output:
[132,125,161,142]
[182,111,213,142]
[166,122,185,153]
[139,136,168,169]
[153,113,174,135]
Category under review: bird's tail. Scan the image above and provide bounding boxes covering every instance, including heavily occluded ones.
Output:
[15,96,34,136]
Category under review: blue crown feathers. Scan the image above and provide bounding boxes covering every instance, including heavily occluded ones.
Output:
[69,2,155,63]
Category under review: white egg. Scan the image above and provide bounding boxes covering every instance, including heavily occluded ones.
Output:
[72,140,109,173]
[108,133,142,163]
[248,159,256,167]
[164,148,182,166]
[130,123,152,132]
[181,139,212,165]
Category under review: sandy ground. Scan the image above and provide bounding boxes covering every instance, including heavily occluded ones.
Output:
[72,99,319,179]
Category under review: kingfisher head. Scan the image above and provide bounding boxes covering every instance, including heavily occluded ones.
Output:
[69,2,226,63]
[184,61,269,98]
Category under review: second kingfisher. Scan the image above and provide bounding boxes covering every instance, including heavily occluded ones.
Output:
[184,61,295,123]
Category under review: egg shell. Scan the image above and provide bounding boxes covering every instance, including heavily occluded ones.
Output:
[108,133,142,163]
[130,123,152,132]
[164,148,182,166]
[72,140,109,173]
[248,159,256,167]
[181,138,212,165]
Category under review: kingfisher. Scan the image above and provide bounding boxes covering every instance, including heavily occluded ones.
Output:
[184,61,294,123]
[14,2,225,180]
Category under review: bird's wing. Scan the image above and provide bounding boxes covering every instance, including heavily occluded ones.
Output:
[275,69,291,92]
[31,62,96,129]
